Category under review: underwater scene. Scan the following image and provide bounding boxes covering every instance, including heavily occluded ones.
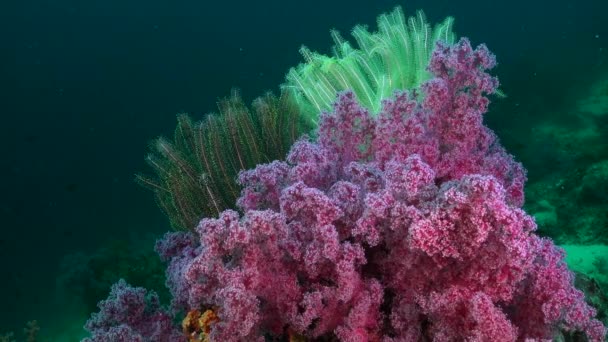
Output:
[0,0,607,341]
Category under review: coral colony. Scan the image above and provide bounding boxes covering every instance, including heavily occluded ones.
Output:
[84,9,606,342]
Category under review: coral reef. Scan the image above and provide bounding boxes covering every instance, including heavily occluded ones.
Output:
[85,39,606,341]
[506,60,608,335]
[83,280,183,342]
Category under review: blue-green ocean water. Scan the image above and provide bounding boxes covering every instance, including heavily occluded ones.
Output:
[0,0,606,340]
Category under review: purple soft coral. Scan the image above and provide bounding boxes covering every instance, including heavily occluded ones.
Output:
[155,38,605,341]
[83,279,184,342]
[374,39,526,207]
[87,38,606,341]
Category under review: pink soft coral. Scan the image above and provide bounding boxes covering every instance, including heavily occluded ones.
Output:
[87,38,606,341]
[83,279,184,342]
[154,38,605,341]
